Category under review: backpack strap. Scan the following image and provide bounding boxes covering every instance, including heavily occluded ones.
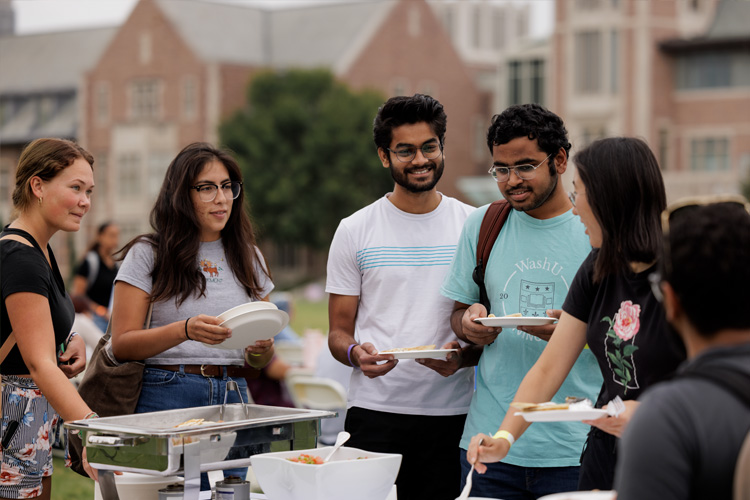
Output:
[680,363,750,408]
[472,200,512,314]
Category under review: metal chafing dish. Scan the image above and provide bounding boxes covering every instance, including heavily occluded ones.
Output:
[65,403,334,500]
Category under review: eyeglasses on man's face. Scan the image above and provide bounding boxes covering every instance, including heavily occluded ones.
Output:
[386,142,442,163]
[488,153,553,183]
[190,181,242,202]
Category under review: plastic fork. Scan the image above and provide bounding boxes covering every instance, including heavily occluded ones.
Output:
[606,396,625,417]
[456,438,483,500]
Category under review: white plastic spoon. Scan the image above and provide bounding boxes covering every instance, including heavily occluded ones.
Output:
[323,431,351,463]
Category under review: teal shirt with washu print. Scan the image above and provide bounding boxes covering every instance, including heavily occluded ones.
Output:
[441,205,602,467]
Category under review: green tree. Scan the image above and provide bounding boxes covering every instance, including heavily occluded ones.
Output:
[220,69,390,250]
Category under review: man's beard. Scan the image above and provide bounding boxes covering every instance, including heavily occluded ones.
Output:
[502,168,558,213]
[389,158,445,193]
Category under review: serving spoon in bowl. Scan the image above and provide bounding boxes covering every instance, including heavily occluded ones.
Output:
[323,431,351,463]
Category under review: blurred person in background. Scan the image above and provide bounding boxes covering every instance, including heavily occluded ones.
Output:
[442,104,601,499]
[466,137,686,493]
[110,142,275,490]
[244,293,300,407]
[326,94,479,500]
[1,138,99,498]
[71,221,120,332]
[615,196,750,500]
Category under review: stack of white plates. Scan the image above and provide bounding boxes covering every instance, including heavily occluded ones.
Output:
[205,302,289,350]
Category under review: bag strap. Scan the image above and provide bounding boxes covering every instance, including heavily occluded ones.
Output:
[0,333,16,366]
[472,200,512,313]
[680,364,750,408]
[84,251,99,294]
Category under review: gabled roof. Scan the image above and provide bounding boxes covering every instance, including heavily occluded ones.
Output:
[155,0,393,69]
[0,27,117,94]
[660,0,750,53]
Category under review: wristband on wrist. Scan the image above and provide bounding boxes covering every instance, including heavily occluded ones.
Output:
[346,343,359,367]
[84,411,99,420]
[66,331,79,344]
[184,317,192,340]
[492,429,515,446]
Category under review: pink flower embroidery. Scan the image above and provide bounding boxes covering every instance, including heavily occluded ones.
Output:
[614,301,641,341]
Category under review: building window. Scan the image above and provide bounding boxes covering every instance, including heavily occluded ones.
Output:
[610,30,619,94]
[95,82,110,125]
[658,129,669,171]
[676,51,749,90]
[118,153,141,198]
[418,80,438,99]
[0,160,11,210]
[574,31,602,94]
[182,76,198,121]
[139,32,152,65]
[508,59,545,106]
[148,152,172,198]
[492,11,505,50]
[392,78,409,97]
[690,138,729,171]
[36,95,56,125]
[576,0,602,8]
[473,5,482,48]
[130,79,161,120]
[473,115,487,162]
[94,151,108,200]
[581,125,606,148]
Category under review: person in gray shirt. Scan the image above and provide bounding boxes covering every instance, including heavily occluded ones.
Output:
[111,142,276,489]
[615,196,750,500]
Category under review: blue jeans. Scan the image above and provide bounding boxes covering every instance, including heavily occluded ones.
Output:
[459,449,580,500]
[136,366,250,491]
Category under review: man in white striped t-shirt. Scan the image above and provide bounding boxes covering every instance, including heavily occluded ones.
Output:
[326,94,478,500]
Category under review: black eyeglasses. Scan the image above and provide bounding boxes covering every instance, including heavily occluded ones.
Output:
[653,194,750,300]
[386,142,442,163]
[488,153,553,183]
[190,181,242,202]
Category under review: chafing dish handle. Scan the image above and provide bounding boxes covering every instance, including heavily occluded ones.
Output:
[87,435,150,447]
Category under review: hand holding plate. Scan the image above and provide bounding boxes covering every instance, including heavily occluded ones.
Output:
[186,314,232,345]
[462,304,502,345]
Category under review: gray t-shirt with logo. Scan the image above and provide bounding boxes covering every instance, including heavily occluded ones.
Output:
[116,239,274,366]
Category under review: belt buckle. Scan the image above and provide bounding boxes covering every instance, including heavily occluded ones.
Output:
[200,364,209,377]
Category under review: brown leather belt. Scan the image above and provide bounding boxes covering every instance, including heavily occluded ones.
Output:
[150,364,259,379]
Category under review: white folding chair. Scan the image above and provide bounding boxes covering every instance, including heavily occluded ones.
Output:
[284,373,348,411]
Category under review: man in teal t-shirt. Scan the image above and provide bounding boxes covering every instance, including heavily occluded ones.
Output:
[441,104,602,499]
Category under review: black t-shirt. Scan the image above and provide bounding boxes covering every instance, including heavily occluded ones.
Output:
[563,250,686,406]
[75,251,118,307]
[1,227,74,374]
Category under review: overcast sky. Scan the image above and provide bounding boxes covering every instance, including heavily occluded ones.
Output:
[12,0,553,37]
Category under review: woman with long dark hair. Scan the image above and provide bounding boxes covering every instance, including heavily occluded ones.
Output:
[110,142,275,488]
[465,137,686,492]
[1,138,99,498]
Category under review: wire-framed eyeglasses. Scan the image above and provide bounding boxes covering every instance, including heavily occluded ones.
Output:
[488,153,553,183]
[386,143,442,163]
[190,181,243,202]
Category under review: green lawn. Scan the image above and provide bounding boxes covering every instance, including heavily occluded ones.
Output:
[51,457,95,500]
[50,296,330,498]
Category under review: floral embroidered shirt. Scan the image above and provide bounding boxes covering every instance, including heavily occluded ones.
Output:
[563,250,686,406]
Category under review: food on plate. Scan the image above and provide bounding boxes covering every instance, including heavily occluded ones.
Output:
[174,418,219,428]
[510,401,570,412]
[504,313,523,317]
[488,314,496,317]
[288,453,324,464]
[380,344,436,353]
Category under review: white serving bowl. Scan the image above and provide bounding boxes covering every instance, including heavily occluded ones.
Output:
[250,446,402,500]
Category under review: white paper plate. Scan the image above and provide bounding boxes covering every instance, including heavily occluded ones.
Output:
[474,316,556,328]
[217,301,278,322]
[539,491,616,500]
[515,408,608,422]
[207,309,289,350]
[381,349,458,360]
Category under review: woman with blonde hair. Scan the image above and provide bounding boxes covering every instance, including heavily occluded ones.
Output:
[1,138,99,499]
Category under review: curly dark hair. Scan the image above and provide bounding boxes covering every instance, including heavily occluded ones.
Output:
[486,104,570,174]
[373,94,447,151]
[664,200,750,337]
[120,142,269,305]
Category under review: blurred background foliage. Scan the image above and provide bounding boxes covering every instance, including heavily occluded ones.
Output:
[221,69,391,250]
